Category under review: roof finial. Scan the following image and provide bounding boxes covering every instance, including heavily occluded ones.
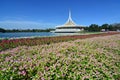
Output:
[69,9,72,20]
[64,9,76,25]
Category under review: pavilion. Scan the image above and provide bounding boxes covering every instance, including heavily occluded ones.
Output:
[54,11,84,33]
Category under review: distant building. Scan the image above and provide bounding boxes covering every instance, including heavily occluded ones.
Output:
[101,29,106,32]
[117,29,120,32]
[53,10,84,33]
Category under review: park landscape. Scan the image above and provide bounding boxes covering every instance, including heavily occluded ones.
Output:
[1,0,120,79]
[0,32,120,80]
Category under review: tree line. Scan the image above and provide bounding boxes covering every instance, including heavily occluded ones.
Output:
[84,23,120,32]
[0,28,55,33]
[0,23,120,33]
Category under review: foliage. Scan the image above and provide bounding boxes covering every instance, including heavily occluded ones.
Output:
[101,24,109,29]
[88,24,100,32]
[0,28,6,33]
[85,23,120,32]
[0,34,120,79]
[0,32,119,51]
[2,28,55,32]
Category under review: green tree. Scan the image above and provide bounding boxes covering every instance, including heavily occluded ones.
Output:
[101,24,109,31]
[108,25,114,31]
[88,24,100,32]
[0,28,6,33]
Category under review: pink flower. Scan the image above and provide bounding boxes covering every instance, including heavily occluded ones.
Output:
[45,66,49,71]
[21,70,26,76]
[5,57,11,61]
[41,77,45,80]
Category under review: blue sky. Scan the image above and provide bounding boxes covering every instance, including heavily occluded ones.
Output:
[0,0,120,29]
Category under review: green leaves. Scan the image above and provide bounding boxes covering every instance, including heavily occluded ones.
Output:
[0,34,120,79]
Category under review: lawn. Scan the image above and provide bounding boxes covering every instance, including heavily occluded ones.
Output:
[0,34,120,80]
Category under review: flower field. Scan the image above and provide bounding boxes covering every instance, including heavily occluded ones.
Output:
[0,32,119,51]
[0,33,120,79]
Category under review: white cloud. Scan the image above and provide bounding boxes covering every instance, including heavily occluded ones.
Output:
[0,20,56,29]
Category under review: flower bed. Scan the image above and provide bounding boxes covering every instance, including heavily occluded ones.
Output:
[0,32,119,51]
[0,33,120,79]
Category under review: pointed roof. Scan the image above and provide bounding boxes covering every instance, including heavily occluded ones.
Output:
[64,10,76,26]
[56,10,83,28]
